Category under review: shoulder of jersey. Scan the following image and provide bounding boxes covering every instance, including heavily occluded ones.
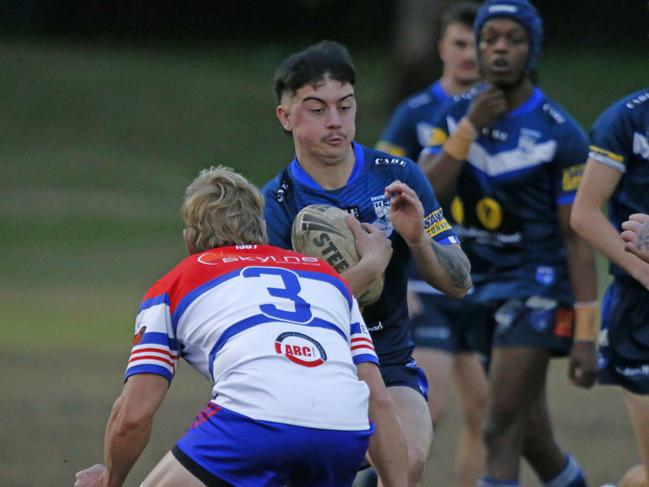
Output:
[368,147,414,170]
[618,88,649,113]
[539,94,575,127]
[406,90,434,109]
[263,168,293,204]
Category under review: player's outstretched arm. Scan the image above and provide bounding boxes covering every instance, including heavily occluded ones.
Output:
[74,374,169,487]
[621,213,649,264]
[572,159,649,289]
[357,362,408,487]
[386,180,471,298]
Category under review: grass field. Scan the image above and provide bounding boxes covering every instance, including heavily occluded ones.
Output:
[1,37,646,486]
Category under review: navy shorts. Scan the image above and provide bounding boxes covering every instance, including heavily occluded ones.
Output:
[408,293,490,356]
[598,277,649,395]
[367,322,429,400]
[487,296,575,356]
[174,403,373,487]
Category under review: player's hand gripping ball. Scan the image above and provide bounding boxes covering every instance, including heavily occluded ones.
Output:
[291,204,384,306]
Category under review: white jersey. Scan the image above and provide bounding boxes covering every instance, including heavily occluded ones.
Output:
[125,244,379,431]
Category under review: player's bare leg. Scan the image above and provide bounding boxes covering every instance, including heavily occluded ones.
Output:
[413,348,453,425]
[141,451,219,487]
[622,390,649,487]
[384,386,433,487]
[453,352,487,487]
[482,347,553,480]
[520,387,567,480]
[619,464,648,487]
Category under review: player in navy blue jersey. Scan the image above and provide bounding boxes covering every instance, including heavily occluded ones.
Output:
[572,88,649,487]
[419,1,598,486]
[376,4,488,486]
[263,40,472,487]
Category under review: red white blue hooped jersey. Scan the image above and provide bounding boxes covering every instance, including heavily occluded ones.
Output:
[125,244,378,431]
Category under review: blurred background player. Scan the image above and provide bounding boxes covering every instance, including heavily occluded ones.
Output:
[376,4,488,486]
[572,87,649,487]
[73,166,408,487]
[419,1,599,486]
[263,40,472,486]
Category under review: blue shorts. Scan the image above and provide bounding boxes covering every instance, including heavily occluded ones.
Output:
[487,296,574,356]
[366,319,428,399]
[598,277,649,395]
[174,403,374,487]
[408,294,490,356]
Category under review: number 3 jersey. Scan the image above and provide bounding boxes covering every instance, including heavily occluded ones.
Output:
[422,86,589,303]
[125,244,379,431]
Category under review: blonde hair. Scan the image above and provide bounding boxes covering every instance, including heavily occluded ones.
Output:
[181,166,267,252]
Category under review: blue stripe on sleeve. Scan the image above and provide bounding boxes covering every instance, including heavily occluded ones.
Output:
[124,364,173,383]
[353,354,379,365]
[350,322,362,335]
[139,293,169,313]
[138,331,179,351]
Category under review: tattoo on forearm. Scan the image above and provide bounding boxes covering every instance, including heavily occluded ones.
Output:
[432,244,471,290]
[637,223,649,251]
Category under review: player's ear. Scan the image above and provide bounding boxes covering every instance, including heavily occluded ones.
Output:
[276,104,292,132]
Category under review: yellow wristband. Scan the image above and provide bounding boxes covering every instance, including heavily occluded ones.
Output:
[574,303,598,342]
[442,118,477,161]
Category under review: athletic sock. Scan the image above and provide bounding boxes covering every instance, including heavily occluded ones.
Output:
[477,477,520,487]
[543,455,588,487]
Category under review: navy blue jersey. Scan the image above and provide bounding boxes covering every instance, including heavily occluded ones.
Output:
[424,87,589,303]
[376,81,452,161]
[589,88,649,278]
[262,142,458,349]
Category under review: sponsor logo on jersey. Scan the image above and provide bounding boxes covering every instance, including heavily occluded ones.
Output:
[426,127,447,147]
[562,164,585,191]
[625,91,649,109]
[424,208,452,237]
[274,331,327,367]
[132,326,146,345]
[374,157,407,167]
[198,252,320,266]
[367,321,384,333]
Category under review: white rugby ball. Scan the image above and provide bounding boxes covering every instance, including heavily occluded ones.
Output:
[291,204,384,307]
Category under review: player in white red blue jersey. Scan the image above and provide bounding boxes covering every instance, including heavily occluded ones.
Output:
[419,2,598,486]
[74,167,408,487]
[572,87,649,487]
[263,40,472,486]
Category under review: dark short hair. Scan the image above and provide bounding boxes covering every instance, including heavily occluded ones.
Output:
[274,40,356,104]
[440,2,479,36]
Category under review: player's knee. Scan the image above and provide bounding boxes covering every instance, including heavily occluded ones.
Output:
[406,443,429,483]
[482,407,522,449]
[460,397,486,435]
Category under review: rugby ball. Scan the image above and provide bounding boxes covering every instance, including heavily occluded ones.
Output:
[291,204,384,307]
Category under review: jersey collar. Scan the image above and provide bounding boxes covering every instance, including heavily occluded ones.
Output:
[289,141,364,191]
[431,81,452,102]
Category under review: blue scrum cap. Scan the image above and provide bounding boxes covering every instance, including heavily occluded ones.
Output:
[474,0,543,69]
